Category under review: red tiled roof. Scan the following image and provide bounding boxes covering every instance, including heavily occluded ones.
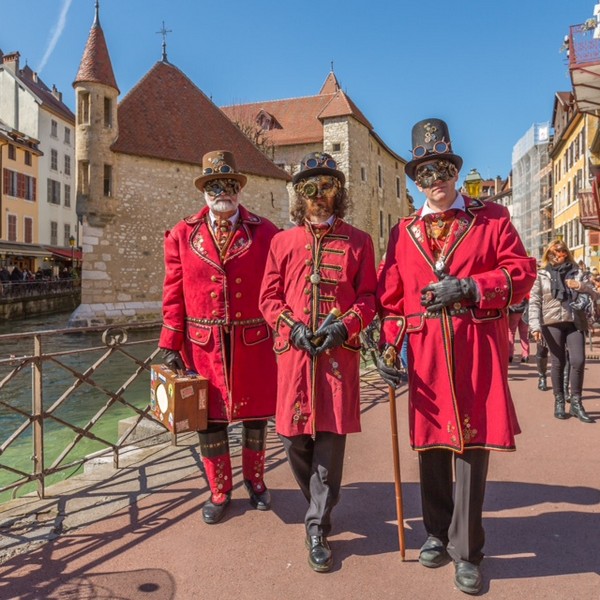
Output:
[318,91,372,129]
[19,65,74,124]
[319,71,341,94]
[111,61,289,181]
[73,20,119,92]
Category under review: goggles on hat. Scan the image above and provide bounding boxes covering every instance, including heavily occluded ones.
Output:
[204,178,241,197]
[415,160,458,188]
[305,155,338,170]
[202,163,233,176]
[412,140,450,159]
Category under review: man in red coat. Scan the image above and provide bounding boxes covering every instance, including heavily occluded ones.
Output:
[260,153,377,573]
[159,150,279,524]
[376,120,536,595]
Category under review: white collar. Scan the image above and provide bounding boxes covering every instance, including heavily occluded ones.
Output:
[420,193,465,218]
[209,209,240,228]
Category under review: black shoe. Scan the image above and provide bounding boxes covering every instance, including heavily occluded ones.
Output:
[554,395,569,420]
[537,375,548,391]
[202,492,231,524]
[508,356,513,364]
[243,479,272,510]
[306,535,332,572]
[570,395,594,423]
[419,536,451,568]
[454,560,483,595]
[520,356,529,363]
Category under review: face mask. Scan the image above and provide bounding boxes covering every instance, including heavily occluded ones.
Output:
[204,179,241,197]
[415,160,458,188]
[296,176,340,200]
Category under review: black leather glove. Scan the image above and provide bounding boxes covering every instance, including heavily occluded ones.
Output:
[314,320,348,353]
[160,348,185,372]
[290,322,316,356]
[420,276,477,312]
[375,345,403,388]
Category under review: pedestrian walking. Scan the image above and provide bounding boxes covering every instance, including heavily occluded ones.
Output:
[376,118,536,595]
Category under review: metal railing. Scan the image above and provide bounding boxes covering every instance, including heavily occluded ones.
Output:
[0,322,165,501]
[569,23,600,66]
[0,279,80,300]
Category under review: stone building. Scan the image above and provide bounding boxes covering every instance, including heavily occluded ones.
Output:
[221,72,409,259]
[69,7,289,327]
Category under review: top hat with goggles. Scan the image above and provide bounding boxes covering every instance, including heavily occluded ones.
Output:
[405,118,463,181]
[292,152,345,186]
[194,150,248,191]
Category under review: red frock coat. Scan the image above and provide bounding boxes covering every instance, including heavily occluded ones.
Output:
[259,218,377,437]
[159,205,279,423]
[377,198,536,452]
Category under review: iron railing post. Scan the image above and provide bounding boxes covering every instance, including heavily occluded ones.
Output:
[32,334,45,498]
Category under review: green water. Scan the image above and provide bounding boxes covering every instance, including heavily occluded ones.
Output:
[0,312,160,502]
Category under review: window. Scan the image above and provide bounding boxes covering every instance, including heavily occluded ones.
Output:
[3,169,35,201]
[396,176,401,198]
[332,143,341,152]
[361,166,366,182]
[64,127,71,144]
[7,215,17,242]
[79,161,90,195]
[377,165,383,188]
[103,164,112,196]
[64,224,71,247]
[51,120,58,138]
[47,179,61,204]
[25,175,36,201]
[50,149,58,171]
[50,221,58,246]
[379,210,384,238]
[7,145,15,160]
[24,150,31,166]
[64,155,71,176]
[24,217,33,244]
[104,97,112,127]
[65,184,71,207]
[78,91,90,124]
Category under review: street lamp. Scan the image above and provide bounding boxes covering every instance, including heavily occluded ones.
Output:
[464,168,483,199]
[69,235,76,266]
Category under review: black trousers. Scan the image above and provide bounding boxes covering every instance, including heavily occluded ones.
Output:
[542,322,585,396]
[419,448,490,564]
[279,432,346,537]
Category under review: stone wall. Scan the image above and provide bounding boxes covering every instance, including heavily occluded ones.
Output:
[0,290,80,321]
[69,152,289,327]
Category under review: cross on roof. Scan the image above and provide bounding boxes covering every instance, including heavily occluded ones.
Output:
[156,21,173,62]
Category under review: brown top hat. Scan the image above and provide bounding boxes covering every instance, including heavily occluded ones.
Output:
[405,118,463,181]
[194,150,248,191]
[292,152,345,186]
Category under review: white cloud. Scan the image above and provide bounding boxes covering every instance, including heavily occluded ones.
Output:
[37,0,74,74]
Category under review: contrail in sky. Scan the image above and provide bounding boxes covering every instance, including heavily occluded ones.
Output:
[37,0,74,74]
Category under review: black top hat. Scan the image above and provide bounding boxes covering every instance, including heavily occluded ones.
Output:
[292,152,345,186]
[405,118,463,181]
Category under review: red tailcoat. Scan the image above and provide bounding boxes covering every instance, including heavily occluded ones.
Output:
[260,219,377,437]
[377,198,536,452]
[159,205,279,423]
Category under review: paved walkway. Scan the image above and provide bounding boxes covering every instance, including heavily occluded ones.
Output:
[0,358,599,599]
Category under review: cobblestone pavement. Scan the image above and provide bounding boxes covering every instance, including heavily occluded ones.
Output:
[0,360,599,600]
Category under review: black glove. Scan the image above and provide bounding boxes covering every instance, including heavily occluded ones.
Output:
[375,346,403,388]
[314,321,348,353]
[160,348,185,372]
[290,322,316,356]
[420,276,477,312]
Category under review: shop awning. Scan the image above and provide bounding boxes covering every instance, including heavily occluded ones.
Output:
[43,245,83,261]
[0,241,51,259]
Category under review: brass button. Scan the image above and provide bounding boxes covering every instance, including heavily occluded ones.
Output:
[210,292,217,298]
[304,288,310,295]
[235,312,242,318]
[235,292,242,299]
[210,275,217,282]
[212,310,218,316]
[305,244,311,250]
[305,275,310,282]
[305,259,312,266]
[235,277,242,284]
[303,307,310,315]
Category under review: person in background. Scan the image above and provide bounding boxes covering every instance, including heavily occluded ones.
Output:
[528,239,596,423]
[376,118,536,595]
[507,296,530,363]
[260,152,376,573]
[159,150,279,523]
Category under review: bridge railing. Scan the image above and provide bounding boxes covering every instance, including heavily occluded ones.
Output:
[0,279,80,300]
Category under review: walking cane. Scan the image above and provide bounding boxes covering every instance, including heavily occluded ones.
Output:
[382,344,406,560]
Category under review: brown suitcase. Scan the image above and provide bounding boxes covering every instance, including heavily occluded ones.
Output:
[150,364,208,433]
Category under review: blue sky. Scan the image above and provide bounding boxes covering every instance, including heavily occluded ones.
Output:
[0,0,595,195]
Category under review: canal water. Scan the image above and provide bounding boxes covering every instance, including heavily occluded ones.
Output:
[0,312,160,501]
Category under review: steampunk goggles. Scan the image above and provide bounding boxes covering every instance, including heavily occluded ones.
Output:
[415,160,458,188]
[412,140,450,159]
[204,178,242,197]
[305,156,338,170]
[297,176,340,199]
[202,163,233,176]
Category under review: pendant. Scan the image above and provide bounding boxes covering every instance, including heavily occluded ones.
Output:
[310,273,321,284]
[434,258,446,277]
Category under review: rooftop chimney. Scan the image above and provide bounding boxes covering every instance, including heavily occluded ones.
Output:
[51,84,63,102]
[2,51,20,73]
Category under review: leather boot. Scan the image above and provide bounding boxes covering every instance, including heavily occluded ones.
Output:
[563,358,571,401]
[536,355,548,391]
[570,395,594,423]
[242,422,271,510]
[554,394,568,420]
[199,428,233,523]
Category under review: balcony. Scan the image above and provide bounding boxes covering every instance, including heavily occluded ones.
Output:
[569,23,600,114]
[578,187,600,230]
